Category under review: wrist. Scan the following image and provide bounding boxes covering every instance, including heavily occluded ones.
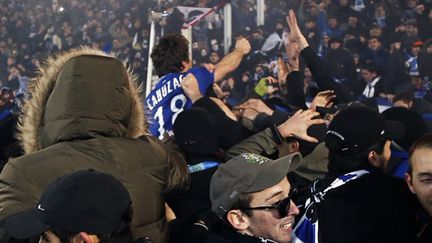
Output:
[289,61,300,71]
[277,124,294,138]
[233,48,247,55]
[299,39,309,51]
[290,66,300,72]
[270,125,284,144]
[267,110,274,116]
[189,94,204,103]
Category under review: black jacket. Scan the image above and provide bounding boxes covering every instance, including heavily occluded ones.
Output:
[382,50,410,94]
[314,172,418,243]
[415,207,432,243]
[170,213,278,243]
[323,48,356,84]
[301,47,355,104]
[193,97,252,150]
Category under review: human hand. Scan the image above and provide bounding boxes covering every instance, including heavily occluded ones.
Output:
[267,85,279,95]
[277,109,326,143]
[416,4,425,14]
[39,231,61,243]
[266,76,279,85]
[310,90,336,111]
[285,37,300,71]
[165,203,176,222]
[235,37,251,55]
[286,10,309,50]
[318,1,328,11]
[240,107,260,121]
[201,63,216,73]
[213,83,227,99]
[238,98,274,116]
[181,73,203,103]
[285,36,300,58]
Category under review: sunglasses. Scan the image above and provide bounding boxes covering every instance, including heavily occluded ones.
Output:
[239,195,292,218]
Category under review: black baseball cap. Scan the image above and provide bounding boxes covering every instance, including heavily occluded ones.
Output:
[4,169,131,239]
[173,108,218,158]
[325,106,405,153]
[210,153,302,219]
[382,107,429,151]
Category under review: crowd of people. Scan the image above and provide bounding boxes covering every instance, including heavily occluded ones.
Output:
[0,0,432,243]
[0,0,431,102]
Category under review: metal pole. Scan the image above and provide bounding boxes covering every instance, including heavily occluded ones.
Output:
[181,26,193,61]
[257,0,265,26]
[224,3,232,54]
[146,17,156,97]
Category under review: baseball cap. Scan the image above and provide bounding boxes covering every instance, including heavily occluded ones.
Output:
[173,108,218,159]
[4,169,131,239]
[210,152,302,219]
[382,107,429,151]
[325,106,405,153]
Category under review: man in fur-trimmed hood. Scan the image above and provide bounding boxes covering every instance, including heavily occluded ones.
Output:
[0,47,169,242]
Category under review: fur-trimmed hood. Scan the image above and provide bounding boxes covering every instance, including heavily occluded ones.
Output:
[19,47,148,154]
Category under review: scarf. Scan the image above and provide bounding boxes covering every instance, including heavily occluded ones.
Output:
[292,170,370,243]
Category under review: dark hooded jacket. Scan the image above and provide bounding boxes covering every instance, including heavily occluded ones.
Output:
[0,48,169,242]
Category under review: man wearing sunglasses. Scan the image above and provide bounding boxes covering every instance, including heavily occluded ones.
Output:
[210,152,301,243]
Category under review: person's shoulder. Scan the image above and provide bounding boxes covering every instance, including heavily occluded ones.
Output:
[414,98,432,113]
[323,172,405,197]
[3,144,65,172]
[355,172,416,199]
[137,135,169,157]
[188,66,212,76]
[357,172,404,186]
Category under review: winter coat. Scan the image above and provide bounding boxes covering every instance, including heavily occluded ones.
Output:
[0,48,169,242]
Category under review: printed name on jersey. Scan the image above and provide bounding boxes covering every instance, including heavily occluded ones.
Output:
[146,75,183,111]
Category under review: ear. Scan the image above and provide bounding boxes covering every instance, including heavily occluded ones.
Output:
[226,210,250,231]
[408,101,414,108]
[289,141,300,153]
[405,173,416,194]
[181,60,190,71]
[367,150,380,167]
[77,232,99,243]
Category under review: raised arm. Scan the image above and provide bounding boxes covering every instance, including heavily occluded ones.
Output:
[287,10,354,103]
[214,38,251,82]
[226,109,326,159]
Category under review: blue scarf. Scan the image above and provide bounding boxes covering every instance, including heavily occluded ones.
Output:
[292,170,370,243]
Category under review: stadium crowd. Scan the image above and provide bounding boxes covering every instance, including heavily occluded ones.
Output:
[0,0,432,243]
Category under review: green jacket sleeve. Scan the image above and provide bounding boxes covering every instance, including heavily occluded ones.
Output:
[225,127,281,160]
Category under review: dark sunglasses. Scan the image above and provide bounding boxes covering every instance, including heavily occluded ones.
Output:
[239,195,292,218]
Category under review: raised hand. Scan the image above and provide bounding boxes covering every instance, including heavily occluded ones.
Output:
[235,37,251,55]
[286,10,309,50]
[237,98,274,116]
[277,109,326,143]
[310,90,336,111]
[284,36,301,71]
